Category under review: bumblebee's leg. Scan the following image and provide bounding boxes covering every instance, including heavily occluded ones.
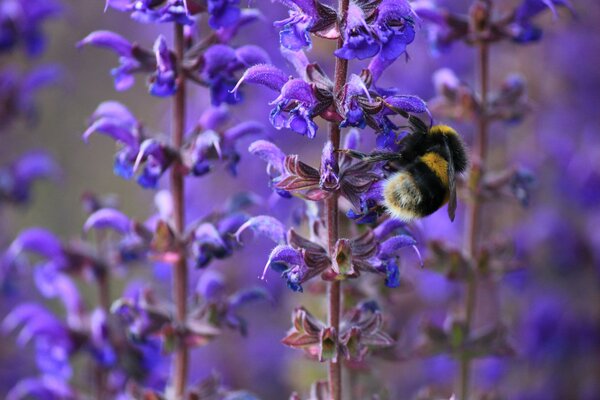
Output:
[337,149,402,163]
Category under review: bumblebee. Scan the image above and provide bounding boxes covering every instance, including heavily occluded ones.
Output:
[343,120,468,222]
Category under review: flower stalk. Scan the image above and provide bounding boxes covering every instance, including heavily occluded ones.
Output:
[171,22,189,399]
[460,39,490,400]
[327,0,350,398]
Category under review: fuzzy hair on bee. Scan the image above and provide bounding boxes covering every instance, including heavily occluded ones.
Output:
[341,122,468,222]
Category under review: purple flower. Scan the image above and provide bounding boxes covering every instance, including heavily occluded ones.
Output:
[335,2,379,60]
[0,150,60,204]
[195,270,272,335]
[183,105,266,176]
[6,375,75,400]
[106,0,194,25]
[335,0,416,61]
[207,0,240,29]
[0,66,61,130]
[236,63,320,137]
[149,35,178,97]
[83,101,175,188]
[192,212,248,268]
[77,31,178,97]
[2,303,76,379]
[240,215,420,291]
[0,0,61,56]
[511,0,575,43]
[202,44,270,106]
[248,139,289,197]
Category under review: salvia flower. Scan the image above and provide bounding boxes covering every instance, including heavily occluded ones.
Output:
[83,101,176,188]
[201,44,270,106]
[335,0,416,61]
[337,69,430,142]
[282,304,394,362]
[149,35,178,96]
[77,31,177,96]
[5,374,75,400]
[0,0,61,56]
[0,150,60,205]
[273,0,338,51]
[510,0,575,43]
[207,0,241,29]
[182,105,266,176]
[233,50,333,138]
[193,270,272,335]
[0,66,61,130]
[237,214,420,291]
[105,0,194,25]
[251,137,381,208]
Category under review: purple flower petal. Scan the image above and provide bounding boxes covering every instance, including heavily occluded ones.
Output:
[235,215,287,245]
[378,234,417,259]
[199,105,230,130]
[384,94,430,115]
[90,101,137,127]
[196,269,226,301]
[235,45,271,67]
[84,208,132,234]
[82,117,138,148]
[7,228,64,263]
[12,150,61,184]
[248,140,286,175]
[76,30,133,57]
[232,64,289,94]
[224,121,265,143]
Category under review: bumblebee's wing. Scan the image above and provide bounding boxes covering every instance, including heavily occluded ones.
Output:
[444,137,457,222]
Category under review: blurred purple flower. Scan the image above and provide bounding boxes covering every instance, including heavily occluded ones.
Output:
[192,212,248,268]
[201,44,270,106]
[0,0,61,56]
[5,375,75,400]
[0,150,60,204]
[0,65,61,130]
[511,0,575,43]
[83,101,175,188]
[183,105,266,176]
[106,0,194,25]
[77,31,179,97]
[149,35,178,96]
[207,0,240,29]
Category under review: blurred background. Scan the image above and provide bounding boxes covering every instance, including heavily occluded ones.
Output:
[1,0,599,399]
